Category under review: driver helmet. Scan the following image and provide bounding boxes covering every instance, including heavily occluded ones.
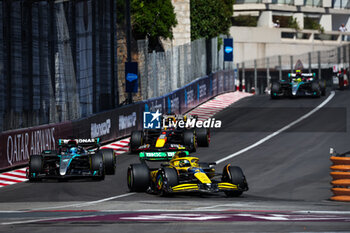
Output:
[174,151,187,158]
[179,159,190,167]
[69,147,78,154]
[164,116,176,127]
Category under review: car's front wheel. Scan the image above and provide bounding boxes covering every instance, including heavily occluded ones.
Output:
[156,168,178,196]
[127,164,150,192]
[100,149,116,175]
[91,153,105,180]
[28,155,42,182]
[222,165,248,197]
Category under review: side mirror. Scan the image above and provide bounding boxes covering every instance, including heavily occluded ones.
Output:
[208,162,216,168]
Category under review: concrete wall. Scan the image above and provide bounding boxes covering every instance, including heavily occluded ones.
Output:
[163,0,191,50]
[230,26,350,63]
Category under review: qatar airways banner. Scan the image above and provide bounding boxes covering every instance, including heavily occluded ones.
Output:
[0,122,73,170]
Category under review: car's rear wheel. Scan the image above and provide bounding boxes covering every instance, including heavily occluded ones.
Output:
[270,82,280,99]
[311,82,321,97]
[183,130,197,152]
[130,131,144,153]
[156,168,178,196]
[91,153,105,180]
[100,149,116,175]
[127,164,150,192]
[28,155,42,182]
[196,128,210,147]
[319,80,326,96]
[222,165,248,197]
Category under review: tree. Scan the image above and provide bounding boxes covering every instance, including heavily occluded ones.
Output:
[130,0,177,51]
[190,0,234,41]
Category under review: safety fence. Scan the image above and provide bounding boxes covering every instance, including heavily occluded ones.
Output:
[0,0,233,133]
[330,153,350,202]
[137,36,234,100]
[235,44,350,94]
[0,70,235,170]
[0,0,118,132]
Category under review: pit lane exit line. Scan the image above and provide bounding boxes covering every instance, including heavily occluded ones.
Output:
[215,91,336,164]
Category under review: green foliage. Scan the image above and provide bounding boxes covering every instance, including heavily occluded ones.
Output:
[116,0,126,24]
[232,15,258,27]
[304,17,324,33]
[131,0,177,40]
[190,0,234,41]
[217,37,223,51]
[287,17,300,31]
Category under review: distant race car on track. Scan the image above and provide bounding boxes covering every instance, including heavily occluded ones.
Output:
[26,138,116,181]
[127,151,248,197]
[129,114,210,153]
[271,71,326,99]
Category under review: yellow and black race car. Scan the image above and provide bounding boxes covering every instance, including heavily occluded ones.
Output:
[127,151,248,197]
[129,114,210,153]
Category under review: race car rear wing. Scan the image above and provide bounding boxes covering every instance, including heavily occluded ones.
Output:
[58,138,101,147]
[288,73,316,77]
[139,151,189,161]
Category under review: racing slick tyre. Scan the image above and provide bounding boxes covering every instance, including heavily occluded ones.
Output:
[183,130,197,152]
[319,80,326,96]
[91,153,105,180]
[222,165,248,197]
[156,168,178,196]
[127,164,150,192]
[100,149,116,175]
[270,82,280,99]
[311,82,321,98]
[130,131,144,153]
[28,155,42,182]
[196,128,210,147]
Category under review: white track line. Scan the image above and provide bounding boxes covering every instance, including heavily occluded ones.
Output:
[31,193,135,211]
[1,215,98,225]
[215,91,336,164]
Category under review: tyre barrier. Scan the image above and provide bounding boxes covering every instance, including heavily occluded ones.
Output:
[330,155,350,202]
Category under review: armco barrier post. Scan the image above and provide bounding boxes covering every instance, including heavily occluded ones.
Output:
[254,59,258,94]
[278,55,282,80]
[318,51,321,80]
[242,62,245,92]
[266,57,270,94]
[308,52,311,73]
[330,155,350,202]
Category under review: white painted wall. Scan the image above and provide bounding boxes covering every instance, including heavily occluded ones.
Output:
[230,26,350,63]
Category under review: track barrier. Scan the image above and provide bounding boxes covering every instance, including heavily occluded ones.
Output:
[330,150,350,202]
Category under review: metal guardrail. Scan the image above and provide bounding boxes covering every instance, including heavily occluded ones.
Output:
[235,44,350,94]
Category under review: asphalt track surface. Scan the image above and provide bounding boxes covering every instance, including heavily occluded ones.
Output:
[1,90,350,233]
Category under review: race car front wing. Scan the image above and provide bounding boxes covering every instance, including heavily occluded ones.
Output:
[169,182,247,193]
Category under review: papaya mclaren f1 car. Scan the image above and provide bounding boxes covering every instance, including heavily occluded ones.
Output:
[26,138,116,181]
[127,151,248,197]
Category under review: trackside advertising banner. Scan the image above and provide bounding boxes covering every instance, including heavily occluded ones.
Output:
[0,70,235,170]
[0,122,73,170]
